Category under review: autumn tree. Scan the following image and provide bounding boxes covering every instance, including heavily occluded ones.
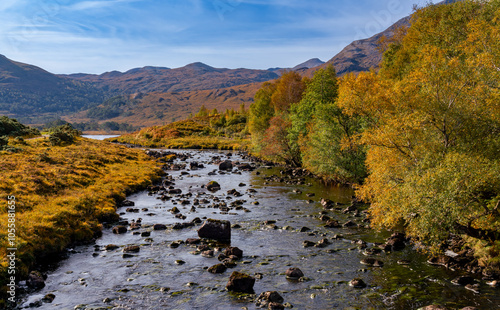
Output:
[249,71,306,165]
[338,0,500,265]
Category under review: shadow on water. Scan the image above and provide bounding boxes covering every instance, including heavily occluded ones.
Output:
[18,149,500,310]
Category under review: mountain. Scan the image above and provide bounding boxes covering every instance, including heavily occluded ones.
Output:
[0,54,105,121]
[305,16,410,77]
[63,62,279,95]
[292,58,325,70]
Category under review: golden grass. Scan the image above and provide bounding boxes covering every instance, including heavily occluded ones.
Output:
[0,137,162,297]
[109,116,251,150]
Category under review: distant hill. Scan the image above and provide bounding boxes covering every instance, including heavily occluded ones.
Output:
[63,62,279,95]
[0,54,105,121]
[64,82,262,128]
[292,58,325,70]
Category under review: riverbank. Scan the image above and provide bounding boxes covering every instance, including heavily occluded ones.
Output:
[0,137,163,308]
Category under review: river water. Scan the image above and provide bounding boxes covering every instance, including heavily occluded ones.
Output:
[18,144,500,309]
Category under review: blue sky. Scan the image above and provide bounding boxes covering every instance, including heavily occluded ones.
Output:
[0,0,427,74]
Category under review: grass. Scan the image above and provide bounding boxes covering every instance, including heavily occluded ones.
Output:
[0,137,163,304]
[109,115,251,150]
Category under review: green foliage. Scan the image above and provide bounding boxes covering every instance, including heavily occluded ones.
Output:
[0,116,40,137]
[48,124,82,146]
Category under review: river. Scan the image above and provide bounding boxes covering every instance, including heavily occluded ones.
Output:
[18,139,500,309]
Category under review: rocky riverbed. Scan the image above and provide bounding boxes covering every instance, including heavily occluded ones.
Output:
[18,149,500,309]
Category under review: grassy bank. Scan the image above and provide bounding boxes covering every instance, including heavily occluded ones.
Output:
[108,114,250,150]
[0,137,162,305]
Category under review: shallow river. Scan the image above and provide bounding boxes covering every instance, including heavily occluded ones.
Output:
[19,148,499,310]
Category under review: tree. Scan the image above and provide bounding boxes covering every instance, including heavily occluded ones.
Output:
[338,0,500,263]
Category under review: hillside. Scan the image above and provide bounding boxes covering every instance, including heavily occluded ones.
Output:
[64,82,262,128]
[0,55,106,120]
[63,62,278,94]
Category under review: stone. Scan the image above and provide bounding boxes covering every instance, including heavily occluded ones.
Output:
[349,278,367,288]
[153,224,167,230]
[27,271,46,290]
[360,258,384,267]
[112,225,127,234]
[207,181,221,191]
[268,303,285,310]
[123,245,140,253]
[224,247,243,259]
[105,244,119,251]
[121,200,135,206]
[42,293,56,303]
[226,271,255,293]
[208,263,227,274]
[285,267,304,280]
[198,219,231,241]
[256,291,284,306]
[451,276,475,286]
[219,160,233,171]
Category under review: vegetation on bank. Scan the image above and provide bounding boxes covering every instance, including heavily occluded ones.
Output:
[109,105,250,150]
[247,0,500,269]
[0,134,162,303]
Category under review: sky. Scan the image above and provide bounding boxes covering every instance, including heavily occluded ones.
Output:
[0,0,428,74]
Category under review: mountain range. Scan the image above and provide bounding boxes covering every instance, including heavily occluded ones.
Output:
[0,8,413,128]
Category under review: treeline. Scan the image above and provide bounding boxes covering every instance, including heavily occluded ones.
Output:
[249,0,500,266]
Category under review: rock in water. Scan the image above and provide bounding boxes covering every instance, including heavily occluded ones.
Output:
[226,271,255,293]
[206,181,221,191]
[219,160,233,171]
[224,246,243,259]
[198,219,231,241]
[27,271,46,290]
[285,267,304,280]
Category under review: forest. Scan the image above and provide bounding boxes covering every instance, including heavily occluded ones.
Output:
[248,0,500,268]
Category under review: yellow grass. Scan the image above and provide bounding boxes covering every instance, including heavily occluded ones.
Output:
[0,137,162,298]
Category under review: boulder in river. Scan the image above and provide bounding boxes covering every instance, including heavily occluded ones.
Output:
[112,225,127,234]
[208,263,227,274]
[256,291,284,308]
[285,267,304,280]
[207,181,221,191]
[226,271,255,293]
[27,271,46,290]
[219,160,233,171]
[224,247,243,259]
[198,219,231,241]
